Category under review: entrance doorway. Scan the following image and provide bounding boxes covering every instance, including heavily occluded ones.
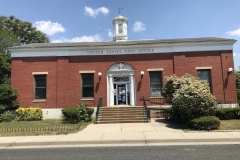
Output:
[107,63,135,106]
[114,83,130,105]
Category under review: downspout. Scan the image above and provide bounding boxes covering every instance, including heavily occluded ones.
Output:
[220,52,226,103]
[56,57,58,108]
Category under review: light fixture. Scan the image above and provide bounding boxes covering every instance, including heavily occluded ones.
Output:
[98,72,102,79]
[140,71,144,77]
[228,68,233,75]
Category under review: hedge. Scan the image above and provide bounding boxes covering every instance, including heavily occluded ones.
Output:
[215,108,240,120]
[62,103,94,123]
[16,107,43,121]
[190,116,220,130]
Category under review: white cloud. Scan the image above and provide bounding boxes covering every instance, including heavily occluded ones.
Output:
[107,29,113,38]
[84,6,109,18]
[132,21,146,32]
[233,52,240,57]
[226,28,240,36]
[51,34,103,43]
[34,20,65,36]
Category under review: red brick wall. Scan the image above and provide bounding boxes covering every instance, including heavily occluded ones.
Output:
[11,51,237,108]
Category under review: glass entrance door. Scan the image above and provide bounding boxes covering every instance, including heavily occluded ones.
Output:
[114,84,130,106]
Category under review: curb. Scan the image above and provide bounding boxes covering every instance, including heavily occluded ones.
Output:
[2,138,240,147]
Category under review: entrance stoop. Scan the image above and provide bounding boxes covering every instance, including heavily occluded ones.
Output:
[95,107,148,124]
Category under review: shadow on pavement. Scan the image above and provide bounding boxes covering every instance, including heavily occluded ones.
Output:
[153,119,187,130]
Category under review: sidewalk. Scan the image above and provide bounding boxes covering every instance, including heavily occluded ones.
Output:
[1,119,240,147]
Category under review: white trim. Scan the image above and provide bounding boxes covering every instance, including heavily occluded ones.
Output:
[79,70,95,73]
[11,43,234,58]
[32,72,48,75]
[81,98,94,101]
[147,68,164,71]
[107,63,136,106]
[33,99,46,102]
[196,67,212,70]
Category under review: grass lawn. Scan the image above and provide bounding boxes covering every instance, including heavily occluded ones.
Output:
[0,119,93,136]
[219,119,240,130]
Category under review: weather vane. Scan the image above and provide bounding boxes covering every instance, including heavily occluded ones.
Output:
[118,8,123,15]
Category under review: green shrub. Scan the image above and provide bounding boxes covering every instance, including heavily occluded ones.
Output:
[62,103,94,123]
[16,107,43,121]
[164,74,216,124]
[0,105,5,114]
[190,116,220,130]
[162,75,179,103]
[62,107,79,120]
[0,83,19,111]
[0,110,15,122]
[215,108,240,120]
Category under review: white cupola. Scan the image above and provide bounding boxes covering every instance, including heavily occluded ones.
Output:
[112,15,128,41]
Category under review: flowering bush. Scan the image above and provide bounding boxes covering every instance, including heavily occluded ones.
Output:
[163,74,216,124]
[16,107,43,121]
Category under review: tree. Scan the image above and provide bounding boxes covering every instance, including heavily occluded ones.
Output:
[163,74,216,124]
[0,16,49,45]
[0,15,49,114]
[236,67,240,102]
[0,28,18,53]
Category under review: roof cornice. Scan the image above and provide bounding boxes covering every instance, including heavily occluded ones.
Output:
[10,37,236,58]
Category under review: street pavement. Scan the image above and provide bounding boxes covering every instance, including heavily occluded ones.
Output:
[1,119,240,148]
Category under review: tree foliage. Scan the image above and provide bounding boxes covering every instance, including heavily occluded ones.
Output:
[0,53,11,84]
[163,74,216,124]
[0,28,18,53]
[0,15,49,114]
[0,15,49,45]
[0,84,19,113]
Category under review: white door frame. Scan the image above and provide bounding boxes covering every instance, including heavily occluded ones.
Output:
[107,63,135,106]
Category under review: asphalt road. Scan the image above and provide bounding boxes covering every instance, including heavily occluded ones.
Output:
[1,144,240,160]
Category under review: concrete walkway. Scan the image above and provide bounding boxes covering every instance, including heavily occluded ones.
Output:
[1,119,240,148]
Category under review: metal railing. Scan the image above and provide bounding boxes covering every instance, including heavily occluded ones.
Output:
[95,97,102,124]
[142,96,150,122]
[141,96,170,119]
[142,96,169,106]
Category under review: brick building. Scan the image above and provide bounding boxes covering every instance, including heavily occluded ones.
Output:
[10,15,237,118]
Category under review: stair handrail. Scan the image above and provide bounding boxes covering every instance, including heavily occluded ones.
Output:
[143,96,150,122]
[95,97,102,124]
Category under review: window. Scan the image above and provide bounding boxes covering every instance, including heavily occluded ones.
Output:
[81,73,94,98]
[149,71,162,97]
[34,75,47,99]
[197,70,212,91]
[118,24,123,34]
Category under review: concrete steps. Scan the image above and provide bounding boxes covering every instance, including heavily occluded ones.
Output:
[95,107,148,124]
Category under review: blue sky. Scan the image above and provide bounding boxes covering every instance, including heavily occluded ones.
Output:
[1,0,240,69]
